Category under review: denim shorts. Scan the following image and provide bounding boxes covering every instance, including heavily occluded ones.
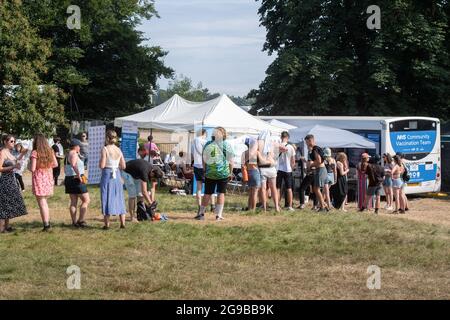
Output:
[313,167,328,188]
[392,178,403,189]
[367,185,382,196]
[326,172,335,185]
[122,171,142,198]
[383,176,393,187]
[248,169,261,188]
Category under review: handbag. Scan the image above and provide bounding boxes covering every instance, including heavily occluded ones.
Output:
[241,165,249,182]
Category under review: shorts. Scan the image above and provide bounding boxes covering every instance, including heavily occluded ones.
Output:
[276,171,293,189]
[326,172,335,185]
[194,167,204,182]
[259,167,277,184]
[122,171,142,198]
[248,169,261,188]
[64,175,88,194]
[313,167,328,189]
[367,185,382,196]
[383,176,393,187]
[204,178,228,195]
[392,178,403,189]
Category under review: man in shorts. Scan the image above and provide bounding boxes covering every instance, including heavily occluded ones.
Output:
[304,134,328,212]
[191,129,207,209]
[276,131,296,211]
[362,155,385,214]
[123,159,163,222]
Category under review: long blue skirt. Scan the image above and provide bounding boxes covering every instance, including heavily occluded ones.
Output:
[100,168,126,216]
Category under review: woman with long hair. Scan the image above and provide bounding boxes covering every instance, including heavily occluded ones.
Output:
[356,153,370,210]
[392,155,405,213]
[382,153,394,210]
[0,135,28,233]
[332,152,349,211]
[30,134,58,231]
[323,147,337,210]
[99,130,127,229]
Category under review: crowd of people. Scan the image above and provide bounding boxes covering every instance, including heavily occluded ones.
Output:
[0,126,411,233]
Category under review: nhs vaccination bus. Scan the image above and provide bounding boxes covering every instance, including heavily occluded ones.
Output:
[259,116,441,194]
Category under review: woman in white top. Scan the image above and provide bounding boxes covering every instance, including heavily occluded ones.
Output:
[99,130,127,229]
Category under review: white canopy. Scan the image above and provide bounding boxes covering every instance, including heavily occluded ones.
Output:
[289,125,376,149]
[267,119,297,130]
[114,94,282,134]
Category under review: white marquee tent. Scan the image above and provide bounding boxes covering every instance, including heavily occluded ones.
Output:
[114,94,283,135]
[289,124,376,149]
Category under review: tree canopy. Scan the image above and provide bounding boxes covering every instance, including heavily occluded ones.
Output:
[250,0,450,121]
[155,75,219,104]
[0,0,66,137]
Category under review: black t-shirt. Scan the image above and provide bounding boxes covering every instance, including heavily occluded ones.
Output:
[125,159,152,182]
[367,163,385,187]
[51,144,59,154]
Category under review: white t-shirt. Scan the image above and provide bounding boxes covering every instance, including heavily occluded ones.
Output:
[277,143,295,173]
[191,136,206,169]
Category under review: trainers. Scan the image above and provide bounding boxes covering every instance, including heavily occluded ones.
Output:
[195,214,205,221]
[287,207,295,212]
[216,216,224,221]
[375,209,379,214]
[297,204,306,209]
[42,224,51,232]
[318,208,328,213]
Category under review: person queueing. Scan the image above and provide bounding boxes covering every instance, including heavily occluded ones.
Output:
[361,155,385,214]
[357,153,370,210]
[392,155,406,214]
[99,130,127,230]
[191,129,207,210]
[242,137,261,211]
[64,139,90,227]
[12,142,27,191]
[332,152,349,211]
[0,135,28,233]
[323,147,337,210]
[397,153,410,212]
[51,137,64,186]
[79,132,89,168]
[124,158,164,214]
[297,145,315,209]
[257,130,280,212]
[304,134,328,212]
[382,153,394,211]
[276,131,296,211]
[30,134,58,231]
[195,127,234,221]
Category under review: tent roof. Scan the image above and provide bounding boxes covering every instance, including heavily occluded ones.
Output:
[267,119,297,130]
[114,94,282,134]
[289,125,376,149]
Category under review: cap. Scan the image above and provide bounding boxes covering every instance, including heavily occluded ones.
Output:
[70,138,82,148]
[323,147,332,157]
[361,152,370,159]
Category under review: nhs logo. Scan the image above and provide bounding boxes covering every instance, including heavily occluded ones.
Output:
[397,135,407,140]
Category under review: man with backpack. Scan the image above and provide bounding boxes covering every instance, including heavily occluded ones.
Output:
[304,134,328,212]
[362,154,385,214]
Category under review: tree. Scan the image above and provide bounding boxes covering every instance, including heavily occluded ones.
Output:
[22,0,173,120]
[0,0,67,137]
[156,75,219,104]
[251,0,450,120]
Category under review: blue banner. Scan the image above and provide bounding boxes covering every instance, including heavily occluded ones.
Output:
[121,132,138,162]
[390,130,436,154]
[405,163,437,183]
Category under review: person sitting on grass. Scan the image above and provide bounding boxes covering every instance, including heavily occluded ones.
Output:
[361,155,385,214]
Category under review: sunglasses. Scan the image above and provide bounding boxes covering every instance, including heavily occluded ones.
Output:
[9,140,15,143]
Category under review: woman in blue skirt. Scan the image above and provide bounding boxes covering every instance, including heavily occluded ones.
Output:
[99,130,127,230]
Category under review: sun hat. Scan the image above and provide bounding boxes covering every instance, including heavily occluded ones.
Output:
[70,138,82,148]
[323,147,332,157]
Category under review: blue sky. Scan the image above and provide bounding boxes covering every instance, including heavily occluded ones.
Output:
[138,0,275,96]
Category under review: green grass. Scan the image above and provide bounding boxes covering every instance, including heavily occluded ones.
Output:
[0,186,449,299]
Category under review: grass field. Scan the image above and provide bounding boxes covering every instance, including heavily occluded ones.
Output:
[0,186,449,300]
